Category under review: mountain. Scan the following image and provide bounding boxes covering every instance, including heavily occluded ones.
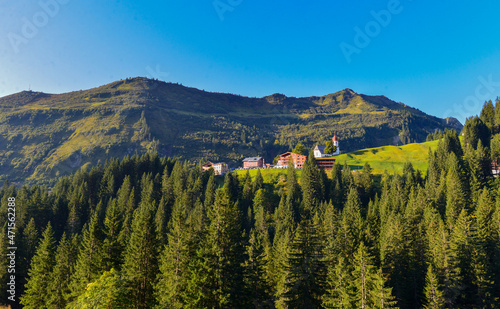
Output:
[0,77,462,186]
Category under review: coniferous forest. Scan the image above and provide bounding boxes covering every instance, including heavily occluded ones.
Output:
[2,102,500,308]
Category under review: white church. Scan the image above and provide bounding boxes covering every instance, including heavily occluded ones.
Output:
[314,134,340,158]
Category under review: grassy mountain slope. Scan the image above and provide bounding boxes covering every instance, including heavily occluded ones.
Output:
[0,77,461,186]
[334,139,440,174]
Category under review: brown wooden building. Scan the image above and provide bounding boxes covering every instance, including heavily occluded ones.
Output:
[316,157,336,170]
[277,152,308,169]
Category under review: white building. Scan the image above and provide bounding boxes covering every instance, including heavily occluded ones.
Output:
[314,135,340,158]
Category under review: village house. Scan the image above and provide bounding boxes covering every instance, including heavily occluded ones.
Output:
[276,152,308,169]
[242,157,265,169]
[202,161,228,175]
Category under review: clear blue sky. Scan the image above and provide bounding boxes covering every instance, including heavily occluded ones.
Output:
[1,0,500,123]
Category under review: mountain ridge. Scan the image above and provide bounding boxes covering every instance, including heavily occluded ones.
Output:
[0,77,462,186]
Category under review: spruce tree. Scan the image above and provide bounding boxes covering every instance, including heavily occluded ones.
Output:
[423,265,445,309]
[46,233,76,309]
[185,187,246,308]
[102,198,123,270]
[351,242,395,309]
[445,153,467,230]
[123,200,159,309]
[244,228,273,307]
[336,187,364,259]
[301,151,322,215]
[156,199,191,308]
[283,218,325,308]
[322,256,352,309]
[68,212,105,303]
[20,223,56,309]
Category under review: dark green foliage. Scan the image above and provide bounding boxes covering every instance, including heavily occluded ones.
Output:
[462,116,490,149]
[19,223,56,309]
[123,200,159,309]
[423,265,445,309]
[293,143,306,155]
[283,217,325,308]
[68,212,105,303]
[47,233,77,309]
[325,140,335,155]
[184,187,246,308]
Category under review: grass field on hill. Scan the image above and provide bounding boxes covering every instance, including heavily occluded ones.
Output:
[235,139,441,181]
[333,139,440,174]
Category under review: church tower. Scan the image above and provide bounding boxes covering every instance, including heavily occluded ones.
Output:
[332,134,340,155]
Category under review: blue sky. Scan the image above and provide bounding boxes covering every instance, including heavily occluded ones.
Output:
[1,0,500,123]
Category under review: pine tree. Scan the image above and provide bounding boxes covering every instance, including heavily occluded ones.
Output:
[155,199,191,308]
[481,100,495,129]
[46,233,77,309]
[322,256,352,309]
[185,187,246,308]
[371,268,398,309]
[253,169,264,192]
[445,153,468,230]
[449,209,473,307]
[351,242,395,309]
[19,218,38,294]
[20,223,56,309]
[336,187,364,260]
[473,189,496,307]
[204,173,216,208]
[286,159,301,224]
[155,196,168,247]
[102,198,123,270]
[273,229,293,309]
[118,188,136,247]
[423,265,445,309]
[68,212,105,303]
[301,151,322,216]
[244,228,273,307]
[123,200,159,309]
[283,218,325,308]
[379,212,407,306]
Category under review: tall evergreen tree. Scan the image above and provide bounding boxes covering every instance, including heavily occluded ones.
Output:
[185,187,246,308]
[283,217,325,308]
[68,212,105,303]
[102,198,123,270]
[423,265,445,309]
[156,199,192,308]
[301,151,322,216]
[123,200,159,309]
[20,223,56,309]
[322,256,352,309]
[46,233,77,309]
